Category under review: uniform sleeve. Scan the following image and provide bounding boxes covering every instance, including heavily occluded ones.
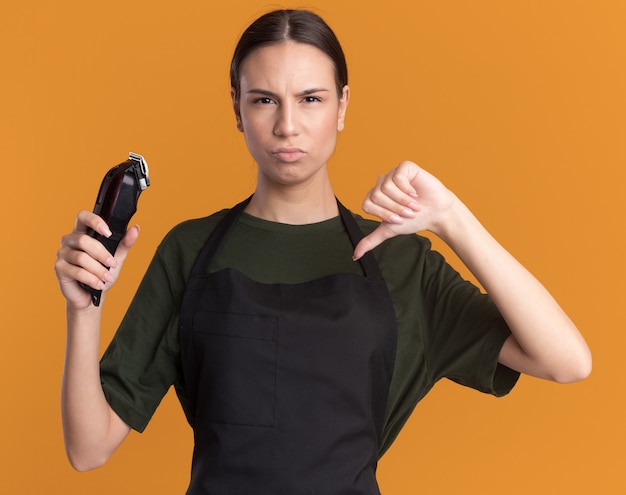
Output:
[420,247,520,396]
[99,214,224,432]
[99,249,182,432]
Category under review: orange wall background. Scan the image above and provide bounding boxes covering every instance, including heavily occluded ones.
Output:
[1,0,624,493]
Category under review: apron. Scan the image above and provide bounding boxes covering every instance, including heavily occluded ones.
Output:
[179,197,397,495]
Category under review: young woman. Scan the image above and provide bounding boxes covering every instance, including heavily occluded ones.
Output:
[54,9,591,494]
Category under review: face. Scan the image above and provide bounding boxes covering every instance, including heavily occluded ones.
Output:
[232,41,349,189]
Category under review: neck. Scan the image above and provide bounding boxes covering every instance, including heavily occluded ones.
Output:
[246,176,339,225]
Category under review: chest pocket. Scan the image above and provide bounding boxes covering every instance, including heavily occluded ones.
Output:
[191,310,278,427]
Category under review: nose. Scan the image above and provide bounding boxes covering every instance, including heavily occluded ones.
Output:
[273,102,299,137]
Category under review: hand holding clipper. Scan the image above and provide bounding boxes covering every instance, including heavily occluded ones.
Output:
[82,152,150,306]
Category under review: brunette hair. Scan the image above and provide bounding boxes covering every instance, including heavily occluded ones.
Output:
[230,9,348,99]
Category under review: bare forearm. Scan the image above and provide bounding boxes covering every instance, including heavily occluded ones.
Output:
[436,199,592,382]
[61,304,129,470]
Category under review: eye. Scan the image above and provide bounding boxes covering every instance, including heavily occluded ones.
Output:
[302,95,322,103]
[254,97,275,105]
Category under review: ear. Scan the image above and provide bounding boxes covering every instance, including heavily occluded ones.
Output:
[231,87,243,132]
[337,85,350,132]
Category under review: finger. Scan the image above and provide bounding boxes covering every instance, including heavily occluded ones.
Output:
[55,250,113,291]
[352,224,395,261]
[63,232,117,269]
[362,197,408,224]
[75,210,112,238]
[383,163,420,200]
[377,172,415,204]
[364,187,418,223]
[391,161,422,198]
[59,242,115,281]
[366,174,419,214]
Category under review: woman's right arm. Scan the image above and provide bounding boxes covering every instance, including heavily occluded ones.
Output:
[54,211,139,471]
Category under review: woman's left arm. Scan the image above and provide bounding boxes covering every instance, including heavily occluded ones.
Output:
[354,161,591,383]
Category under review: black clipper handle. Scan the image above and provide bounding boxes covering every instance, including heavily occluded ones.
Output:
[82,152,150,306]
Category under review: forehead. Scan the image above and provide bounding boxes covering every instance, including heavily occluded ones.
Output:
[239,41,336,89]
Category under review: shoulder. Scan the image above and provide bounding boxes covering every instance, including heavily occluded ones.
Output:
[147,209,231,283]
[158,209,228,253]
[164,209,230,239]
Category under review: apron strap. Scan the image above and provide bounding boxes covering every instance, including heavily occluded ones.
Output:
[336,199,384,281]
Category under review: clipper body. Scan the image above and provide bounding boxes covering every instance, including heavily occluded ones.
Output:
[83,152,150,306]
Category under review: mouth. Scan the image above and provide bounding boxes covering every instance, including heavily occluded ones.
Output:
[272,147,306,163]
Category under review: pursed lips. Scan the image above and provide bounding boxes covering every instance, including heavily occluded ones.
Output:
[272,147,306,163]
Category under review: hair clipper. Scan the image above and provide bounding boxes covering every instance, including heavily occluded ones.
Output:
[82,152,150,306]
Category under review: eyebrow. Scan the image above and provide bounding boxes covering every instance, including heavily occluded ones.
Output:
[246,88,330,97]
